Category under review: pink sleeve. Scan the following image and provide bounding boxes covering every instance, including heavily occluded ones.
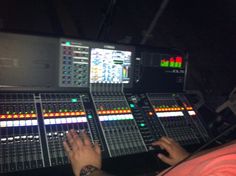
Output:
[159,144,236,176]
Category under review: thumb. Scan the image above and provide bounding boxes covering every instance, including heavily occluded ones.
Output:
[157,153,173,165]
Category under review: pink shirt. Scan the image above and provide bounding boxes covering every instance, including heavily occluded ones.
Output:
[159,143,236,176]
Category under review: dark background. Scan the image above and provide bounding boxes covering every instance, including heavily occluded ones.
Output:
[0,0,235,105]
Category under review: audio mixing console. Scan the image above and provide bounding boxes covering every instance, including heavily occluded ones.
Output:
[0,32,211,174]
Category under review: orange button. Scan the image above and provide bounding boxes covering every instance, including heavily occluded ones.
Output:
[1,115,6,119]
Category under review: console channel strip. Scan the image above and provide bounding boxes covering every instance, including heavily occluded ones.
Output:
[40,93,95,166]
[0,93,42,173]
[91,92,147,157]
[147,93,209,145]
[177,94,210,142]
[125,93,166,150]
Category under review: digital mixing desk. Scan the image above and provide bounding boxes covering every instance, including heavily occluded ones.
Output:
[0,32,210,174]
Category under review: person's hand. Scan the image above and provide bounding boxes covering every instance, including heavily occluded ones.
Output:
[152,137,190,166]
[63,129,101,176]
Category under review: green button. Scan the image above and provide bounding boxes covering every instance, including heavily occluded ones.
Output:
[140,123,145,127]
[66,41,71,46]
[88,115,93,119]
[130,104,135,108]
[71,98,78,103]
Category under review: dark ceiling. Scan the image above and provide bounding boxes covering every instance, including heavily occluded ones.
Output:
[0,0,236,98]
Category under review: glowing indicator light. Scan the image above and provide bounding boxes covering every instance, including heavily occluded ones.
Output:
[71,98,78,103]
[140,123,145,127]
[130,104,135,108]
[66,41,71,46]
[88,115,93,119]
[148,112,153,116]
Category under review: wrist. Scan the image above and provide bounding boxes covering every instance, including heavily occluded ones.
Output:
[80,165,99,176]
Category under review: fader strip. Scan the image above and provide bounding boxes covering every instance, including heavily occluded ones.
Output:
[92,92,147,157]
[0,93,43,173]
[40,93,92,166]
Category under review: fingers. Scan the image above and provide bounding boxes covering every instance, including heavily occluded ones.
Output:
[63,141,71,156]
[65,129,93,150]
[71,129,83,147]
[157,153,173,165]
[152,140,172,153]
[67,130,79,150]
[81,130,92,146]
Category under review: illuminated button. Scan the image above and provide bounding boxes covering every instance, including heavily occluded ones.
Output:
[44,119,50,125]
[88,115,93,119]
[13,114,19,118]
[104,116,109,121]
[61,118,66,124]
[148,112,153,116]
[26,114,31,118]
[56,118,61,124]
[32,120,38,125]
[71,112,75,116]
[67,118,72,123]
[7,121,13,127]
[82,117,87,122]
[130,104,135,108]
[140,123,145,127]
[19,120,26,126]
[7,115,12,119]
[0,121,7,127]
[13,120,20,127]
[0,115,6,119]
[76,117,82,123]
[108,116,113,121]
[44,113,49,117]
[66,41,71,46]
[72,117,77,123]
[99,116,104,121]
[50,119,56,125]
[71,98,78,103]
[26,120,32,126]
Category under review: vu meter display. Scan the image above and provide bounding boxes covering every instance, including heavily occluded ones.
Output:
[90,48,131,84]
[160,56,183,68]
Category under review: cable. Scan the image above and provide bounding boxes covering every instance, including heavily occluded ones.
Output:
[160,123,236,176]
